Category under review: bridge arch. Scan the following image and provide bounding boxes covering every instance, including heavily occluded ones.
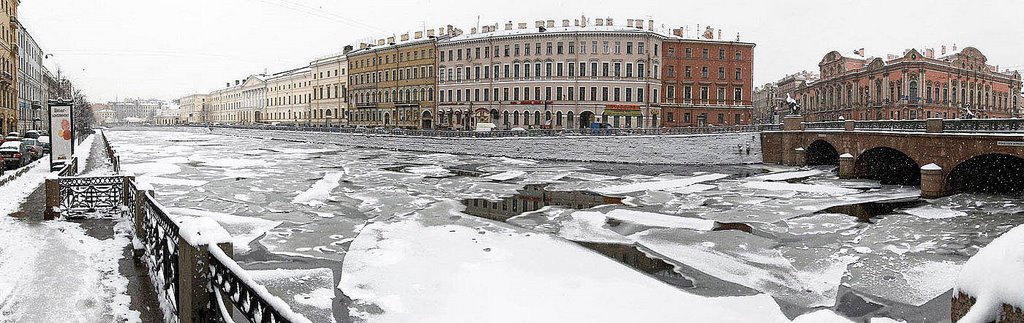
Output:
[855,146,920,185]
[805,139,840,165]
[947,154,1024,194]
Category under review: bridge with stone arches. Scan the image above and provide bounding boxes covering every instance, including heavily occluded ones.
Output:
[761,116,1024,198]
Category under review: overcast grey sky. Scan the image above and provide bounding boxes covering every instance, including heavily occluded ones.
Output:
[19,0,1024,103]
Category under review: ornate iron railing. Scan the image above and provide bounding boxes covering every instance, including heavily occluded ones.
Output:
[58,175,125,216]
[99,130,121,173]
[854,120,927,132]
[803,121,845,130]
[138,190,181,318]
[58,156,78,177]
[943,118,1024,133]
[757,124,782,131]
[209,246,304,323]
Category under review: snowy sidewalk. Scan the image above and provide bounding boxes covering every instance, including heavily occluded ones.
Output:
[0,133,151,322]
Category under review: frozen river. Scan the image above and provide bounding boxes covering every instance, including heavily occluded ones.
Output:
[109,130,1024,323]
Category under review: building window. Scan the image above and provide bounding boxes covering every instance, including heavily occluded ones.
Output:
[702,48,709,59]
[701,67,708,78]
[734,87,742,101]
[685,48,692,58]
[735,68,742,80]
[718,67,725,79]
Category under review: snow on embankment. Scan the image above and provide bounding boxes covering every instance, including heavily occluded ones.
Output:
[208,128,762,165]
[953,224,1024,322]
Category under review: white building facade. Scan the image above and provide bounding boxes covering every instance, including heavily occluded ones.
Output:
[436,19,664,130]
[264,66,311,125]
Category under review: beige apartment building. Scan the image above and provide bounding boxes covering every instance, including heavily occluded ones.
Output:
[347,31,438,129]
[436,18,664,130]
[310,50,349,126]
[208,75,265,124]
[263,66,311,125]
[177,93,207,124]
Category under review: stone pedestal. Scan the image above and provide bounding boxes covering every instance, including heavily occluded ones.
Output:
[844,120,855,131]
[783,115,804,131]
[926,118,944,133]
[920,164,948,199]
[44,174,59,220]
[838,153,855,178]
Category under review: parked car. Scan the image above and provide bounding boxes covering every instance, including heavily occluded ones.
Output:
[4,134,19,142]
[24,130,41,139]
[22,138,43,160]
[0,141,30,169]
[37,136,51,153]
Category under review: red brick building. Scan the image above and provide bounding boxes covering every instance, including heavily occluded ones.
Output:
[795,46,1022,121]
[660,38,755,127]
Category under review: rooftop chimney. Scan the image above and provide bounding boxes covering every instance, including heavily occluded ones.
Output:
[546,20,554,28]
[344,45,354,53]
[414,31,423,39]
[606,17,613,26]
[226,82,231,88]
[672,28,683,37]
[562,19,570,27]
[471,27,477,34]
[627,19,634,27]
[427,29,435,37]
[518,22,527,29]
[574,19,580,27]
[649,20,654,31]
[535,20,544,28]
[636,19,645,29]
[596,18,604,26]
[401,33,409,41]
[505,21,513,30]
[235,80,240,86]
[387,36,395,44]
[377,39,385,46]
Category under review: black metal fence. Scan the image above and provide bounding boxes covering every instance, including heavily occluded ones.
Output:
[45,132,310,323]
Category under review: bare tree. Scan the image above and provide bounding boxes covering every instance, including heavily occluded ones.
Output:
[72,89,95,138]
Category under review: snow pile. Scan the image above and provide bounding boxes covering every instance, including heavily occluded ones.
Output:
[340,214,793,323]
[595,173,729,195]
[749,169,825,181]
[740,181,861,196]
[604,209,715,231]
[900,205,967,219]
[485,170,526,181]
[176,217,232,246]
[168,207,282,253]
[954,224,1024,322]
[0,214,140,322]
[292,172,345,206]
[631,229,853,307]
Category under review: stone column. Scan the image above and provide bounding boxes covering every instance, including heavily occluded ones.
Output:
[177,217,233,323]
[920,163,947,198]
[838,153,855,178]
[785,147,806,166]
[43,174,60,220]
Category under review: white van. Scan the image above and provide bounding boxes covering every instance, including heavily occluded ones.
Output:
[474,122,497,132]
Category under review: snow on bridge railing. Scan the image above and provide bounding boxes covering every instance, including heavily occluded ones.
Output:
[802,121,845,130]
[943,118,1024,133]
[853,119,928,132]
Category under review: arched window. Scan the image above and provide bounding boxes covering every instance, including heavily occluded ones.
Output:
[534,111,541,125]
[513,111,519,125]
[503,111,509,125]
[567,111,574,128]
[909,81,919,101]
[556,111,562,126]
